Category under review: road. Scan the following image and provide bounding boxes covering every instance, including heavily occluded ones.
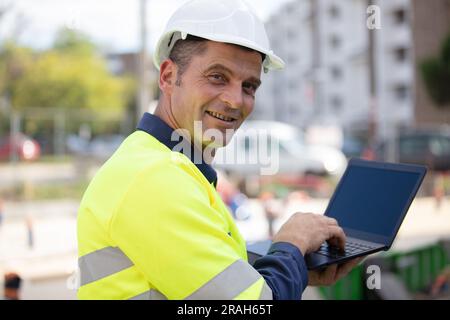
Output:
[0,163,76,187]
[0,196,449,299]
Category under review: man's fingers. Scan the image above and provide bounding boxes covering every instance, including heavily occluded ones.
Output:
[322,264,338,284]
[312,257,364,286]
[326,226,346,249]
[325,217,338,226]
[337,257,364,279]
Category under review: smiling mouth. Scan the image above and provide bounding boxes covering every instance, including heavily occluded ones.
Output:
[205,111,236,123]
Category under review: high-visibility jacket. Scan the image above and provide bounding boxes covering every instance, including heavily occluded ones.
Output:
[77,123,273,299]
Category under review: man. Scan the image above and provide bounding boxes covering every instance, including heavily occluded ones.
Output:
[3,273,22,300]
[77,0,362,300]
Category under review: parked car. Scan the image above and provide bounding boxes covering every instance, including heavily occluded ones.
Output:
[66,134,125,161]
[0,133,41,161]
[375,127,450,171]
[341,136,365,159]
[66,134,90,155]
[213,120,347,177]
[88,134,125,160]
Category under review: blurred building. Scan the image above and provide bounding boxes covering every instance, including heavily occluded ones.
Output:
[106,52,158,121]
[412,0,450,125]
[106,52,140,77]
[255,0,415,141]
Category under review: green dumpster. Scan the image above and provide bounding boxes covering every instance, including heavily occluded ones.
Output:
[318,238,450,300]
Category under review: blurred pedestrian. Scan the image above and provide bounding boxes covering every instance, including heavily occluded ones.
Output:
[361,145,376,161]
[216,171,251,220]
[25,214,34,249]
[3,272,22,300]
[0,197,4,231]
[259,191,281,239]
[430,267,450,297]
[433,173,445,210]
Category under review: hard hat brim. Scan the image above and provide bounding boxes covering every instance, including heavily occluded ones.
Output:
[153,31,285,73]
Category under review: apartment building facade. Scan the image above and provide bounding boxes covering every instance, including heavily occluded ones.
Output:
[255,0,414,141]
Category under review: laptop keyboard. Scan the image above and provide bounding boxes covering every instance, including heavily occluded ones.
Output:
[316,241,375,258]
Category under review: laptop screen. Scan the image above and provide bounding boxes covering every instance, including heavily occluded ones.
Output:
[326,165,421,238]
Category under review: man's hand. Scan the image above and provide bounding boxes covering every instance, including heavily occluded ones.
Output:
[272,212,346,255]
[308,257,364,286]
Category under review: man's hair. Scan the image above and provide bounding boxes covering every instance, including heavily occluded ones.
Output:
[168,35,265,86]
[169,35,208,85]
[4,273,22,289]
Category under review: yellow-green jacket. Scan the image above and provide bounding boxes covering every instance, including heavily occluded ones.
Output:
[77,114,276,300]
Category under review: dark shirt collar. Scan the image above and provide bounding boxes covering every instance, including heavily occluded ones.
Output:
[136,112,218,187]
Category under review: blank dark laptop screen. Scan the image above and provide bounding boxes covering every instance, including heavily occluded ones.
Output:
[326,166,420,237]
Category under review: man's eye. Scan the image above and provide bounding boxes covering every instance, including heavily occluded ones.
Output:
[208,74,226,82]
[243,84,257,96]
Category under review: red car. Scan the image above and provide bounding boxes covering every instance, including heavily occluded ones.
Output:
[0,133,41,161]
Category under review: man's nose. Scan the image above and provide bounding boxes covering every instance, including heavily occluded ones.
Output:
[221,83,244,109]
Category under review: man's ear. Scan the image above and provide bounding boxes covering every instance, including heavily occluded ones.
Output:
[159,59,177,95]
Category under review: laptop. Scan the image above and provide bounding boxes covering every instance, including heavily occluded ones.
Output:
[247,158,427,270]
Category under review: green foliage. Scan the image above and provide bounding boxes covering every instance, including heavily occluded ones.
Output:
[53,28,96,55]
[0,28,136,112]
[0,41,34,99]
[441,33,450,65]
[420,33,450,108]
[13,51,133,110]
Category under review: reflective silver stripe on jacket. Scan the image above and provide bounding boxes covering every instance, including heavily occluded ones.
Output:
[259,282,273,300]
[185,259,272,300]
[78,246,133,286]
[79,247,272,300]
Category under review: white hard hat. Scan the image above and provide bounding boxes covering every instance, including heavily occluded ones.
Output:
[153,0,285,73]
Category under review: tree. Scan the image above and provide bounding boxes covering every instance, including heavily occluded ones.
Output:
[10,28,135,112]
[0,42,34,101]
[0,28,137,140]
[420,32,450,108]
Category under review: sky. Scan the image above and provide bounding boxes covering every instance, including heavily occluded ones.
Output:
[0,0,294,53]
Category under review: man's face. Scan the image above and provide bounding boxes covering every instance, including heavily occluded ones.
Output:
[167,41,262,148]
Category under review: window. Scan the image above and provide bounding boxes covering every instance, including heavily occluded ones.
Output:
[394,85,409,101]
[393,9,407,25]
[430,136,450,156]
[330,66,343,80]
[394,47,408,62]
[330,34,341,49]
[439,136,450,154]
[399,136,429,156]
[329,5,340,18]
[330,95,343,112]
